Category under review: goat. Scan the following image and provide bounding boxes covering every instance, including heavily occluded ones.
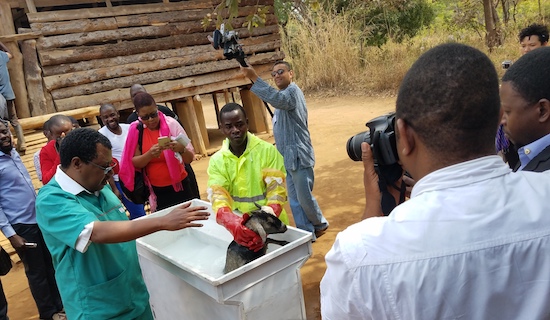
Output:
[224,210,289,273]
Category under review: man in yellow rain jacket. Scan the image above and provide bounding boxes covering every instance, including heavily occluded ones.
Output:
[208,103,287,251]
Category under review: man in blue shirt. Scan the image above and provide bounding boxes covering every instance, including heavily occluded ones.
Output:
[0,119,64,320]
[500,47,550,172]
[241,61,329,240]
[0,42,25,153]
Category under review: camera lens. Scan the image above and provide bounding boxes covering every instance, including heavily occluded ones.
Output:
[346,131,371,161]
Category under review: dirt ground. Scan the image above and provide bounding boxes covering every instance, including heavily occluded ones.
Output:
[2,94,395,320]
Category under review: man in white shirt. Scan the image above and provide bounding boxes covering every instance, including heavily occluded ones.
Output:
[500,46,550,172]
[98,103,146,219]
[320,43,550,319]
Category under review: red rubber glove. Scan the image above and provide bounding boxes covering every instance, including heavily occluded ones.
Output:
[216,207,263,252]
[266,204,282,217]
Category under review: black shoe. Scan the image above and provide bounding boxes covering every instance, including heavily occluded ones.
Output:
[315,225,329,238]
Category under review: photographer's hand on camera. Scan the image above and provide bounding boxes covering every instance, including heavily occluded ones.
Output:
[241,65,258,83]
[361,142,384,219]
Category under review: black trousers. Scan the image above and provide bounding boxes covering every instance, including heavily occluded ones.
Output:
[152,180,195,211]
[183,163,200,199]
[0,280,8,320]
[12,224,62,319]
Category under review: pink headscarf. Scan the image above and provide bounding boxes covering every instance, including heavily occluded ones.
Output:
[119,112,184,211]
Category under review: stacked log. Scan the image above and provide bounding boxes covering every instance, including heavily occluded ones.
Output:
[26,0,284,113]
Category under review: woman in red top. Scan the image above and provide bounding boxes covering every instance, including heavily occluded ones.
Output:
[121,92,195,211]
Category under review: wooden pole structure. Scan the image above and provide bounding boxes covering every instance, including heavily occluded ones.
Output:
[0,0,31,118]
[24,0,37,13]
[239,88,268,134]
[173,98,208,155]
[192,94,209,149]
[20,39,56,116]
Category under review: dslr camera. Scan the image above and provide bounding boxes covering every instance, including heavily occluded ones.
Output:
[501,60,512,69]
[346,112,398,166]
[210,23,247,67]
[347,112,404,216]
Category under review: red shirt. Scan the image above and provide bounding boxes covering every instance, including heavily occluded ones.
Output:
[39,140,60,185]
[141,128,186,187]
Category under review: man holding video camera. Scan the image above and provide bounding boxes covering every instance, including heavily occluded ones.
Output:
[320,43,550,319]
[241,61,329,241]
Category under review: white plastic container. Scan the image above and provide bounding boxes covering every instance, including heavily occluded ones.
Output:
[136,199,312,320]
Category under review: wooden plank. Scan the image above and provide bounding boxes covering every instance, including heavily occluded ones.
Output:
[53,62,275,111]
[26,0,273,23]
[0,31,41,42]
[116,64,275,110]
[32,6,273,36]
[39,31,211,66]
[43,39,281,90]
[38,24,279,66]
[8,0,132,9]
[51,51,284,106]
[18,106,100,130]
[46,50,223,92]
[43,44,211,76]
[31,18,118,37]
[42,33,280,76]
[37,12,276,50]
[21,39,55,116]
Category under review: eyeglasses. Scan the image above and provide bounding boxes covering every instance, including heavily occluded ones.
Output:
[139,111,159,121]
[271,69,286,77]
[88,161,117,175]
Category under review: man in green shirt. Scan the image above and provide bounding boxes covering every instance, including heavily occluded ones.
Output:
[36,128,209,320]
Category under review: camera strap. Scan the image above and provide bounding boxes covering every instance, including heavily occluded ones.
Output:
[377,163,406,215]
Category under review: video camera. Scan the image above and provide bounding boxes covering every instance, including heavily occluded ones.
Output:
[346,112,404,215]
[209,23,247,67]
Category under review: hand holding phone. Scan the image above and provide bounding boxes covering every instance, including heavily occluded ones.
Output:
[158,136,171,148]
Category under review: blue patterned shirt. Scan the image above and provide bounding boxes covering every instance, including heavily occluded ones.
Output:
[0,148,37,237]
[251,78,315,171]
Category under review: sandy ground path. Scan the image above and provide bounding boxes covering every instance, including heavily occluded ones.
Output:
[3,95,395,320]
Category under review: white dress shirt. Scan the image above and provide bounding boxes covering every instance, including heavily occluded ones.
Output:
[321,156,550,319]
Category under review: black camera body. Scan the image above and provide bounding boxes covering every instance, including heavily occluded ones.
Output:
[346,112,398,166]
[211,24,247,67]
[347,112,403,216]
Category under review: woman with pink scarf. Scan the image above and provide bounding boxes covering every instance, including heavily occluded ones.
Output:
[119,92,195,211]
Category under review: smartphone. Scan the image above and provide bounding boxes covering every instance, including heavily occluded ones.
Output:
[158,136,171,147]
[23,242,37,248]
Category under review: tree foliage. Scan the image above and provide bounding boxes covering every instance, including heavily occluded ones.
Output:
[344,0,435,47]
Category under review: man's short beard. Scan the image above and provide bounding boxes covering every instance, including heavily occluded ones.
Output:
[0,144,12,154]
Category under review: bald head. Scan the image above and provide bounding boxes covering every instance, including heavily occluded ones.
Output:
[130,84,147,99]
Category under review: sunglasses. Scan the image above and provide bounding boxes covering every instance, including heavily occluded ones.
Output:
[271,69,286,77]
[139,111,159,121]
[89,161,117,175]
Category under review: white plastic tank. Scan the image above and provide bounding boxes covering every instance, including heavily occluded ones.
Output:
[136,199,312,320]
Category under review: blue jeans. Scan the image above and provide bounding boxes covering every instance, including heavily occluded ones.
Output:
[115,181,146,220]
[287,166,328,240]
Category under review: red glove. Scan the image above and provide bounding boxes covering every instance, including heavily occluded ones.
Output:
[216,207,263,252]
[266,204,282,217]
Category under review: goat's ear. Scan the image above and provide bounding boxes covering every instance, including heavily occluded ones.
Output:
[247,220,267,243]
